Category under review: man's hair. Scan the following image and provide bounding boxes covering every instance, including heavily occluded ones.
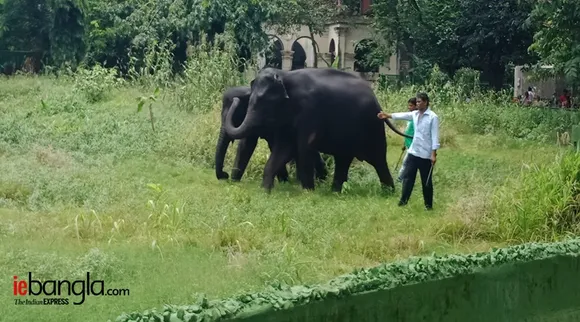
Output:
[416,92,429,105]
[408,97,417,105]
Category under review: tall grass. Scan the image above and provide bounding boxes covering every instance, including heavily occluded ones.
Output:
[485,151,580,242]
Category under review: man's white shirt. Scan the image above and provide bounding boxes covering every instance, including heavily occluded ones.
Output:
[391,108,440,160]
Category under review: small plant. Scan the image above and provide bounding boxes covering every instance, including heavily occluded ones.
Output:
[72,209,103,241]
[72,64,123,103]
[137,87,160,132]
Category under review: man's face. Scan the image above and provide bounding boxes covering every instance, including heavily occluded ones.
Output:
[408,103,417,111]
[416,98,428,110]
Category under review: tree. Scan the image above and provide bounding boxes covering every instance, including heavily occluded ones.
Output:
[0,0,51,51]
[371,0,463,82]
[456,0,538,89]
[529,0,580,85]
[371,0,538,89]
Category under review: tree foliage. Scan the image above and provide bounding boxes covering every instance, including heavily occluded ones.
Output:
[0,0,578,89]
[529,0,580,85]
[371,0,539,89]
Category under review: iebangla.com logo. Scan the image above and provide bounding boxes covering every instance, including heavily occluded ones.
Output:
[13,272,130,305]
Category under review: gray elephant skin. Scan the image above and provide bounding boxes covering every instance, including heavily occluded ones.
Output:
[223,67,413,193]
[215,85,328,183]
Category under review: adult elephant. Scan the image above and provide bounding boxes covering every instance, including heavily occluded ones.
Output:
[215,85,328,182]
[223,68,413,193]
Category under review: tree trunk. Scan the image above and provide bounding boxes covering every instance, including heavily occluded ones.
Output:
[309,26,318,68]
[488,52,505,91]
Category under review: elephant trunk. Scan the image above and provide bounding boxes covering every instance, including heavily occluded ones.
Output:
[224,97,257,140]
[215,125,231,180]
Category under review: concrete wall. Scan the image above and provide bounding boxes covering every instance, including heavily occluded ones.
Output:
[514,65,568,99]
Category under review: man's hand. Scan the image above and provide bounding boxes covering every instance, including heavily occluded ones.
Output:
[431,151,437,165]
[377,112,391,120]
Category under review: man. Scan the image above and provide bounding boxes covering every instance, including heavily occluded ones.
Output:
[397,97,418,182]
[377,92,440,210]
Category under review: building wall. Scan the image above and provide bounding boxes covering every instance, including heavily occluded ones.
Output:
[514,65,568,99]
[259,22,400,79]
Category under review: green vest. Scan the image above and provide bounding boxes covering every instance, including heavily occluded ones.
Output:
[404,120,414,148]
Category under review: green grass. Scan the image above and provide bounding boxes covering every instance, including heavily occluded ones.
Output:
[0,73,577,322]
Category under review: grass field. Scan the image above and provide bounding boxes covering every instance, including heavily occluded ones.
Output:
[1,68,579,322]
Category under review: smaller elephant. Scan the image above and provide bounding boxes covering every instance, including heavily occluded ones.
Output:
[214,86,328,183]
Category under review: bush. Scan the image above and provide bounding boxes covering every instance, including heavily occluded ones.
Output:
[173,34,247,114]
[483,151,580,242]
[73,64,124,103]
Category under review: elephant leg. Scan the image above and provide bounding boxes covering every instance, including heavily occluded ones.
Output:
[331,155,354,193]
[266,139,289,183]
[313,152,328,182]
[367,153,396,192]
[295,141,316,191]
[231,136,258,181]
[262,143,294,193]
[365,142,396,192]
[276,165,290,183]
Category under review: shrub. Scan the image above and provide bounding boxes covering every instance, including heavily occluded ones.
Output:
[173,34,246,114]
[73,64,124,103]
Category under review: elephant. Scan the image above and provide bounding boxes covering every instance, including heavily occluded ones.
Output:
[223,67,413,193]
[215,85,328,183]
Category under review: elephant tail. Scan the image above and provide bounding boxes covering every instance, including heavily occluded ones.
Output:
[383,118,413,139]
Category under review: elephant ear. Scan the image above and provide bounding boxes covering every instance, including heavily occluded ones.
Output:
[273,73,289,99]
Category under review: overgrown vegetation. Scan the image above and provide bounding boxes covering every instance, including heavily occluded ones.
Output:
[1,41,580,321]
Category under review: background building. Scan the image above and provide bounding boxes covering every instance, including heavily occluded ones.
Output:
[256,0,410,81]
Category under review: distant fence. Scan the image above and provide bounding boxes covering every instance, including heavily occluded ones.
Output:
[0,50,45,75]
[112,238,580,322]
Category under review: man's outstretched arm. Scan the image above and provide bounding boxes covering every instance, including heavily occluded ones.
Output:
[377,111,413,121]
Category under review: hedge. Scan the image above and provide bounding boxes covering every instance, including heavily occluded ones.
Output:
[112,238,580,322]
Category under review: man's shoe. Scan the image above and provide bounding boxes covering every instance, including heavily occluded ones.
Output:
[425,205,433,211]
[398,200,407,207]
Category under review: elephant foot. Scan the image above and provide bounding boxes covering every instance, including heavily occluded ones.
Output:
[300,181,316,191]
[263,186,273,194]
[380,184,395,195]
[316,171,328,182]
[277,174,289,183]
[331,184,343,193]
[262,179,275,193]
[216,171,229,180]
[231,168,243,182]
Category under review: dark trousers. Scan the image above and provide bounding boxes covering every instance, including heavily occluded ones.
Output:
[399,153,433,209]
